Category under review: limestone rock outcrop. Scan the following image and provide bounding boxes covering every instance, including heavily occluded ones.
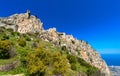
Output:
[0,10,43,33]
[39,28,110,76]
[0,11,110,76]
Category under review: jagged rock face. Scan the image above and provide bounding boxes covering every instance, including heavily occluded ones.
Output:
[39,28,110,76]
[79,41,110,76]
[0,11,110,76]
[0,10,43,33]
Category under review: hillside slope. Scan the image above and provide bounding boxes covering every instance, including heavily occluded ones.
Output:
[0,10,110,76]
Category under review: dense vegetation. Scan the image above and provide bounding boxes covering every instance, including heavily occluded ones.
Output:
[0,27,100,76]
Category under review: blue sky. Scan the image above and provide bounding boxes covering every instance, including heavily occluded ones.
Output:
[0,0,120,54]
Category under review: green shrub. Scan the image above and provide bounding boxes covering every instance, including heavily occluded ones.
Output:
[0,40,13,59]
[26,37,31,41]
[86,66,98,76]
[71,63,77,71]
[6,28,14,32]
[11,32,20,36]
[67,54,78,71]
[25,44,50,76]
[67,54,77,64]
[77,57,99,75]
[18,38,26,47]
[0,27,5,33]
[52,52,69,76]
[77,57,90,67]
[25,42,69,76]
[25,36,31,41]
[1,35,9,40]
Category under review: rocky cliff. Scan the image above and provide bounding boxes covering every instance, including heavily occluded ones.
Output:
[0,11,110,76]
[0,10,43,33]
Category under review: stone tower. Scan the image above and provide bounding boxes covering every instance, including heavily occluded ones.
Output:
[26,10,30,19]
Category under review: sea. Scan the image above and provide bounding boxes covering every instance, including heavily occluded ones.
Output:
[101,54,120,66]
[101,54,120,76]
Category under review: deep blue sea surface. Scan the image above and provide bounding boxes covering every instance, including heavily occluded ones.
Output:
[101,54,120,66]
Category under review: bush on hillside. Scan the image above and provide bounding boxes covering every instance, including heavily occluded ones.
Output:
[0,40,13,59]
[1,35,9,40]
[77,57,99,75]
[70,63,77,71]
[11,32,20,36]
[67,54,77,71]
[52,52,69,76]
[18,38,26,47]
[6,28,14,32]
[0,27,5,33]
[67,54,77,64]
[24,35,31,41]
[77,57,91,67]
[25,42,69,76]
[86,66,99,76]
